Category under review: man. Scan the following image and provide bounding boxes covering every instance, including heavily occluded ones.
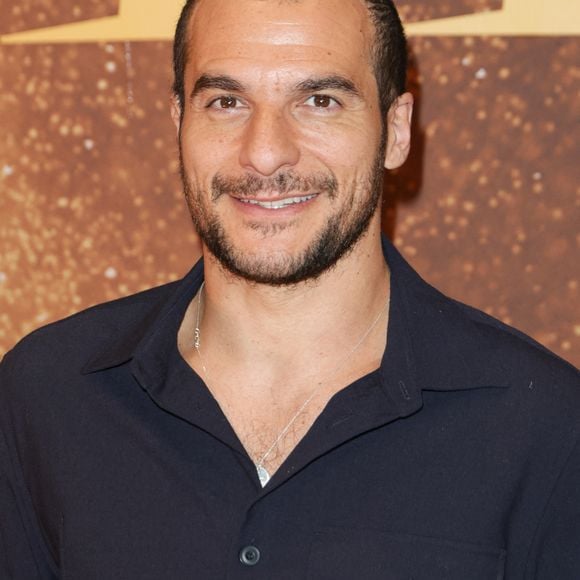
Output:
[1,0,578,578]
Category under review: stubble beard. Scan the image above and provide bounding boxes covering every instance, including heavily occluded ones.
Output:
[179,137,386,287]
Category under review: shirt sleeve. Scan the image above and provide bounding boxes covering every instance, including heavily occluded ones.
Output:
[526,436,580,579]
[0,352,59,579]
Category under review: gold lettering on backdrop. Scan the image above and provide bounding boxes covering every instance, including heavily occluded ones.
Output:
[0,0,578,44]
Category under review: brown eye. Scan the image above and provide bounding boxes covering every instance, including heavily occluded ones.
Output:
[218,96,238,108]
[313,95,332,107]
[208,96,239,109]
[304,95,339,110]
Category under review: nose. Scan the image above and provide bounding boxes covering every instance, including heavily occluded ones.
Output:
[238,108,300,177]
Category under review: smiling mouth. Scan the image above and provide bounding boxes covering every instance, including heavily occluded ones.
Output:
[237,194,317,210]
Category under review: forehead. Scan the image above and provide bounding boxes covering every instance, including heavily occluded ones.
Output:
[185,0,375,87]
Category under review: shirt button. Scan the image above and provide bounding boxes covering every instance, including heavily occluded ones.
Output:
[239,545,261,566]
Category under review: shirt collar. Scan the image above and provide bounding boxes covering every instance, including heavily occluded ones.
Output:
[381,236,511,393]
[82,235,511,395]
[81,261,204,374]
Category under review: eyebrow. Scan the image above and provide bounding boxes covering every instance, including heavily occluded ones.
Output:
[189,73,361,101]
[190,74,245,100]
[294,76,361,97]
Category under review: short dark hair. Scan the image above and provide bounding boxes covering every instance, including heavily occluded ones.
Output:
[172,0,407,116]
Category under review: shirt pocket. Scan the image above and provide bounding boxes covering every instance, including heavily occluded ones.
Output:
[306,527,506,580]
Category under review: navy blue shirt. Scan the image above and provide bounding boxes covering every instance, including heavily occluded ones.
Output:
[1,237,579,579]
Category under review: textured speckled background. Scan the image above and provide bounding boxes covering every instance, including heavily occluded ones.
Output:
[396,0,503,22]
[0,0,578,366]
[0,0,120,34]
[386,36,579,362]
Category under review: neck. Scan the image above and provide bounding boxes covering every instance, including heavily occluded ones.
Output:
[186,222,389,383]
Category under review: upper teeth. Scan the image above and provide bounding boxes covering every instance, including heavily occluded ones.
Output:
[239,195,316,209]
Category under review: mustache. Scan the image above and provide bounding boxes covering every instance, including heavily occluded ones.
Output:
[211,171,338,201]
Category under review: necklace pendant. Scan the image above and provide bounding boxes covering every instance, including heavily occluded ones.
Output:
[256,464,271,487]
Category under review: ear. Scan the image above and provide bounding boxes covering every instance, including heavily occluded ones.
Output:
[384,92,414,170]
[170,95,182,137]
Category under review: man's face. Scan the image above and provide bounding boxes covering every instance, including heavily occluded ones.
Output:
[175,0,391,285]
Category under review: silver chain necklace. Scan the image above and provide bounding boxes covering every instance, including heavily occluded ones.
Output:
[193,281,389,487]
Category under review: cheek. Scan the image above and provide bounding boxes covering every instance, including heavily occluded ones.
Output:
[180,130,233,184]
[297,118,382,164]
[300,138,380,182]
